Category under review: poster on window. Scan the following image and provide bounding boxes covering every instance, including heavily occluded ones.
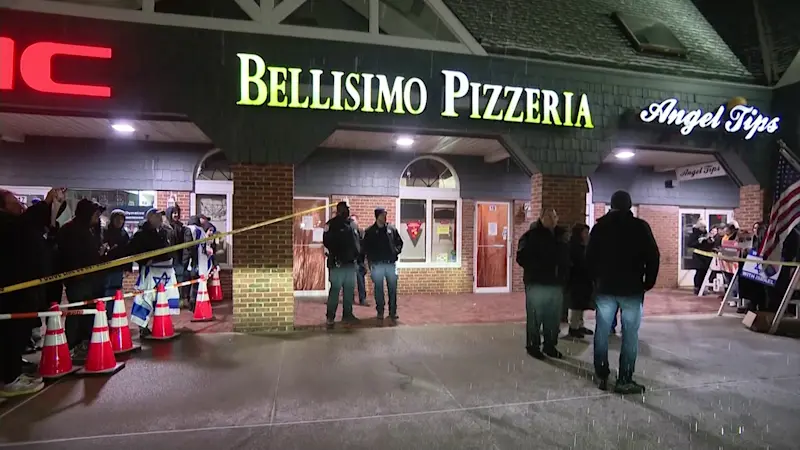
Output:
[740,250,780,287]
[406,220,423,246]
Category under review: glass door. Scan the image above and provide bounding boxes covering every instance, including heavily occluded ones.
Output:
[678,208,733,287]
[474,201,511,292]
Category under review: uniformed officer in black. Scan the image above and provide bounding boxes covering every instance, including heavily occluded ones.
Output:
[361,207,404,323]
[322,201,361,328]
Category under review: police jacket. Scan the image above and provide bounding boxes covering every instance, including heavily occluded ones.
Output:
[515,221,570,286]
[362,223,404,264]
[323,215,361,268]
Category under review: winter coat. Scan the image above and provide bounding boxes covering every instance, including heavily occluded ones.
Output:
[586,209,660,297]
[567,239,593,311]
[165,206,192,268]
[0,201,53,317]
[127,221,173,268]
[687,228,714,270]
[57,200,105,289]
[515,221,570,286]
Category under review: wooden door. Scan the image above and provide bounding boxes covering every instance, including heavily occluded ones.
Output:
[475,202,511,291]
[293,198,328,293]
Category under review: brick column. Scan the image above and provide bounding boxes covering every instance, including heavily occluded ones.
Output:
[735,185,765,228]
[231,164,294,332]
[531,174,588,227]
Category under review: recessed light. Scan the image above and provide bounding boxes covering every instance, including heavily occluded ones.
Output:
[111,123,135,133]
[615,151,635,160]
[396,136,414,148]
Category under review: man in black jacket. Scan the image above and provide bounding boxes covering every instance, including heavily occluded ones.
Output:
[362,207,404,323]
[586,190,660,394]
[516,209,570,359]
[57,198,107,359]
[165,206,192,307]
[322,202,361,328]
[0,188,64,397]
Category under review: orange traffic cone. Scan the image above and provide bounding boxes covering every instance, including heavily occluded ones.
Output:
[191,275,216,322]
[77,301,125,376]
[208,268,223,302]
[40,303,80,379]
[145,283,179,340]
[109,290,141,354]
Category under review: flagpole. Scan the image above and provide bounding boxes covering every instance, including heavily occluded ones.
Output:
[778,139,800,173]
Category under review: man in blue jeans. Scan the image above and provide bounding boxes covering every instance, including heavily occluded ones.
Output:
[587,190,660,394]
[322,202,362,329]
[361,207,404,324]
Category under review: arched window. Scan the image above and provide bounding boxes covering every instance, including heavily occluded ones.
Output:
[396,156,462,268]
[192,149,234,268]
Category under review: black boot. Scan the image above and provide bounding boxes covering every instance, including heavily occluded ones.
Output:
[526,346,545,360]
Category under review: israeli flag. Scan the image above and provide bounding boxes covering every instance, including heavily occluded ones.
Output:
[188,225,213,276]
[130,261,180,328]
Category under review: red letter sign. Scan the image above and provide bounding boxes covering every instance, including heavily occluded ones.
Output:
[0,37,112,98]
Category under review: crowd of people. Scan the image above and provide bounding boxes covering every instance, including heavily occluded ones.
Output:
[0,188,220,398]
[516,190,660,394]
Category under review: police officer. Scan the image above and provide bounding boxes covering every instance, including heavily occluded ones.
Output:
[322,201,361,328]
[361,207,404,324]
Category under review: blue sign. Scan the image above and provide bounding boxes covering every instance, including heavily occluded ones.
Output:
[740,249,781,287]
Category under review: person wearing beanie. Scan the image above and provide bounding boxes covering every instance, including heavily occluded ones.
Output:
[515,209,570,360]
[322,201,362,328]
[586,190,659,394]
[362,207,404,324]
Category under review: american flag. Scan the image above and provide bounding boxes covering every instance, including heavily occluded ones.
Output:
[759,143,800,263]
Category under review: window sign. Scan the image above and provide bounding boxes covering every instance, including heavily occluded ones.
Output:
[236,54,593,129]
[639,98,780,140]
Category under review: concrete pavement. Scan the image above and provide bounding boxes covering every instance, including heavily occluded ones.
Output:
[1,315,799,449]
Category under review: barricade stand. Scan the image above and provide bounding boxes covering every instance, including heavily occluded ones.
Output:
[699,257,722,297]
[717,271,741,316]
[77,302,125,376]
[109,290,141,354]
[40,304,81,379]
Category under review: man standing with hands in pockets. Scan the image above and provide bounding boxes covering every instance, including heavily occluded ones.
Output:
[361,207,404,325]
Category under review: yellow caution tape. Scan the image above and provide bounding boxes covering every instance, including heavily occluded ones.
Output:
[691,249,800,268]
[0,203,334,295]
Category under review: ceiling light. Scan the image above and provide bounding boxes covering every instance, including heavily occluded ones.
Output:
[395,136,414,148]
[615,151,635,160]
[111,122,135,133]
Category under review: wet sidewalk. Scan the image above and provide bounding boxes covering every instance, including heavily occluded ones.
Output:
[2,315,799,449]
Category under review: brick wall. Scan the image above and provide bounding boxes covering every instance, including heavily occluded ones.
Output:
[511,200,532,292]
[157,191,191,214]
[332,195,474,295]
[636,205,679,288]
[734,185,765,229]
[232,164,294,332]
[593,203,607,224]
[532,174,588,227]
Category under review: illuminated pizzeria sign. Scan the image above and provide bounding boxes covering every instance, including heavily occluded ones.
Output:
[236,53,594,128]
[0,36,112,98]
[639,98,780,140]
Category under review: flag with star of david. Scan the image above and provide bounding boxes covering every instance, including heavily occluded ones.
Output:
[130,264,181,328]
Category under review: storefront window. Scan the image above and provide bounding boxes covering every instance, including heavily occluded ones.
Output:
[57,189,157,235]
[197,193,230,266]
[397,156,461,268]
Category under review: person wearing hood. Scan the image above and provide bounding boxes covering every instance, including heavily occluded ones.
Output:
[126,208,178,337]
[0,187,65,397]
[586,190,659,394]
[165,205,192,308]
[515,209,570,360]
[57,198,107,360]
[186,215,212,312]
[101,209,131,320]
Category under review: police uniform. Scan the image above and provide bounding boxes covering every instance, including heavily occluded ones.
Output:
[322,203,361,325]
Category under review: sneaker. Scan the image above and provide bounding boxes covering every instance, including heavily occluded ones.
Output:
[567,328,585,338]
[20,373,43,384]
[342,315,361,324]
[597,377,609,391]
[543,347,563,359]
[526,346,545,360]
[325,319,335,330]
[578,327,594,336]
[70,342,89,361]
[388,315,399,325]
[0,375,44,398]
[614,380,646,395]
[139,327,151,339]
